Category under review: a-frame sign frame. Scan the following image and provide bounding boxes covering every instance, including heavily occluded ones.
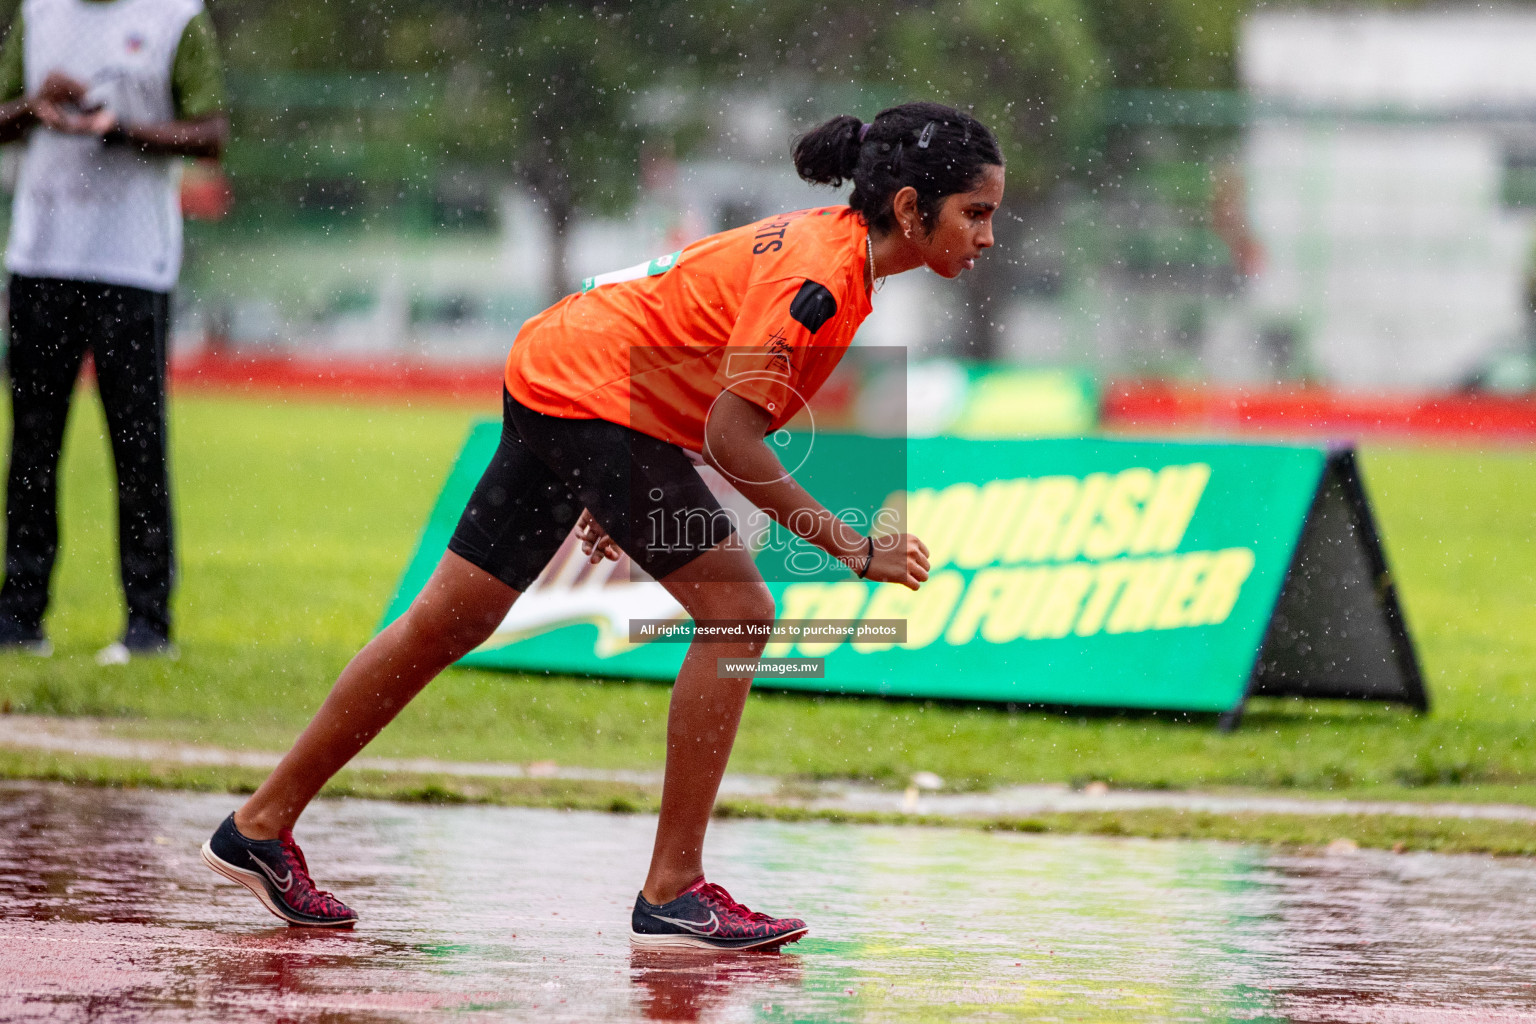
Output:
[1219,447,1429,730]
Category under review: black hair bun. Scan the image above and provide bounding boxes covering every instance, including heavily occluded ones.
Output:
[793,114,864,187]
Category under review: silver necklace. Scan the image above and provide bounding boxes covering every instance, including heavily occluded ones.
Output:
[866,236,884,293]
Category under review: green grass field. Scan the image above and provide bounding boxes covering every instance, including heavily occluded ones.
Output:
[3,387,1536,817]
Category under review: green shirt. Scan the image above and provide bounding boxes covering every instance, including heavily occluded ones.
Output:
[0,3,225,118]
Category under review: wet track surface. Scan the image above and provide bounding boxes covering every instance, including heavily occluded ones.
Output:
[2,780,1535,1022]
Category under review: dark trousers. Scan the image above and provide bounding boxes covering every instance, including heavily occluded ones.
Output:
[1,274,174,639]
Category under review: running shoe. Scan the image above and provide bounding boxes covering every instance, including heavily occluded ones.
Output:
[631,877,807,950]
[201,813,358,928]
[97,622,178,666]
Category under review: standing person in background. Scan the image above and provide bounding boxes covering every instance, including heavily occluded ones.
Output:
[0,0,227,661]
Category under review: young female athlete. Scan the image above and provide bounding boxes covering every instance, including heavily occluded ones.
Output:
[203,101,1004,950]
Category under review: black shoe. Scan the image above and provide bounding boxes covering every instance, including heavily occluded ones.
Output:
[125,619,175,653]
[631,877,808,950]
[0,614,51,657]
[201,813,359,928]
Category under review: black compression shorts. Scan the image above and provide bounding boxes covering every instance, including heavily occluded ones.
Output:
[446,390,737,590]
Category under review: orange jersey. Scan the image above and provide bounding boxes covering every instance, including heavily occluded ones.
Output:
[505,206,873,451]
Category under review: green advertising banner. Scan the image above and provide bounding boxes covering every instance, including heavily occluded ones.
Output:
[384,429,1425,723]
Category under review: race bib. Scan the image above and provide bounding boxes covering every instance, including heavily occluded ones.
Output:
[580,250,683,293]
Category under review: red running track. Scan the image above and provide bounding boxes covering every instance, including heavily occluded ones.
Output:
[1103,380,1536,441]
[169,352,1536,440]
[170,351,506,407]
[8,779,1536,1022]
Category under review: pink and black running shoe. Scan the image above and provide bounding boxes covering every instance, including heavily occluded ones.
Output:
[201,813,358,928]
[631,877,807,951]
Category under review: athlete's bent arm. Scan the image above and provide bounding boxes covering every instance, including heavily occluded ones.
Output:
[703,390,929,589]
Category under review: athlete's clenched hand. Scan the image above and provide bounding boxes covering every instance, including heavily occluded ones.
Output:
[575,509,620,564]
[862,533,930,591]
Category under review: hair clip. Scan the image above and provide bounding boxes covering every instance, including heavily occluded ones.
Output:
[916,121,936,149]
[858,123,872,144]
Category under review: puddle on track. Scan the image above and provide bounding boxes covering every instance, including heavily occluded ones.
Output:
[2,780,1535,1022]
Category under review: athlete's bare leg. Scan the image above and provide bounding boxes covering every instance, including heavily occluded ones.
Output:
[234,552,518,840]
[642,540,774,905]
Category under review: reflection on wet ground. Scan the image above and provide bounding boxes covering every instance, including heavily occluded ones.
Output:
[2,781,1534,1022]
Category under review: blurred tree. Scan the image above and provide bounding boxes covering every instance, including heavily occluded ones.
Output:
[0,0,1270,313]
[1089,0,1244,90]
[209,0,736,296]
[892,0,1106,358]
[621,0,1107,357]
[204,0,517,229]
[891,0,1104,191]
[493,3,648,297]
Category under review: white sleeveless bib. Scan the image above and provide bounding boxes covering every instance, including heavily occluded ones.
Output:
[6,0,201,291]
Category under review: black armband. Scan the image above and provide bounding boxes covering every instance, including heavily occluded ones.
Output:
[855,535,874,579]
